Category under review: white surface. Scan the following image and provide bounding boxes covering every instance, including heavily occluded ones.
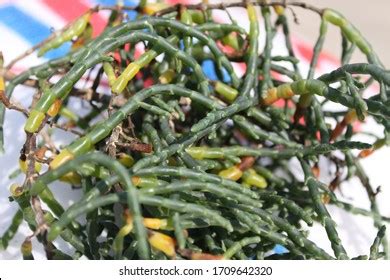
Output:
[1,2,389,260]
[1,260,390,279]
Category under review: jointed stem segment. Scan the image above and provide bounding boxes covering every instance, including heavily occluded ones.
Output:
[1,1,389,260]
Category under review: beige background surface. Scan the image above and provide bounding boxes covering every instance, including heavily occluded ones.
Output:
[289,0,390,67]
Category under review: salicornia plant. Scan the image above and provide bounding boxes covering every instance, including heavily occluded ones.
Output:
[0,1,389,260]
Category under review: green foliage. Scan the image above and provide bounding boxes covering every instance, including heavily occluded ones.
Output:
[1,1,389,260]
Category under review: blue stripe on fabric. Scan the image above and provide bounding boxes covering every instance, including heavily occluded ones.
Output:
[0,5,69,59]
[126,10,138,21]
[94,0,138,20]
[202,60,218,80]
[273,244,289,254]
[202,59,231,82]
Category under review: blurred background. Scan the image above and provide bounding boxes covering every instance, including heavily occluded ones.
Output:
[0,0,389,259]
[290,0,390,67]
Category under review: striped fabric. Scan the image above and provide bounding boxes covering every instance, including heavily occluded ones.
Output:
[0,0,341,73]
[0,0,385,260]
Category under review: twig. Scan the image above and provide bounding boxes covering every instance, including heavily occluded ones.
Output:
[155,1,323,16]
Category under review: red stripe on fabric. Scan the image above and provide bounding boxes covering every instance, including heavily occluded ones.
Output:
[143,77,154,88]
[274,99,286,108]
[134,44,144,60]
[166,0,196,4]
[353,122,362,133]
[41,0,107,37]
[291,36,339,67]
[232,62,246,77]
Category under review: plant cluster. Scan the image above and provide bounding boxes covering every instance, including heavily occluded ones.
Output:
[0,1,389,260]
